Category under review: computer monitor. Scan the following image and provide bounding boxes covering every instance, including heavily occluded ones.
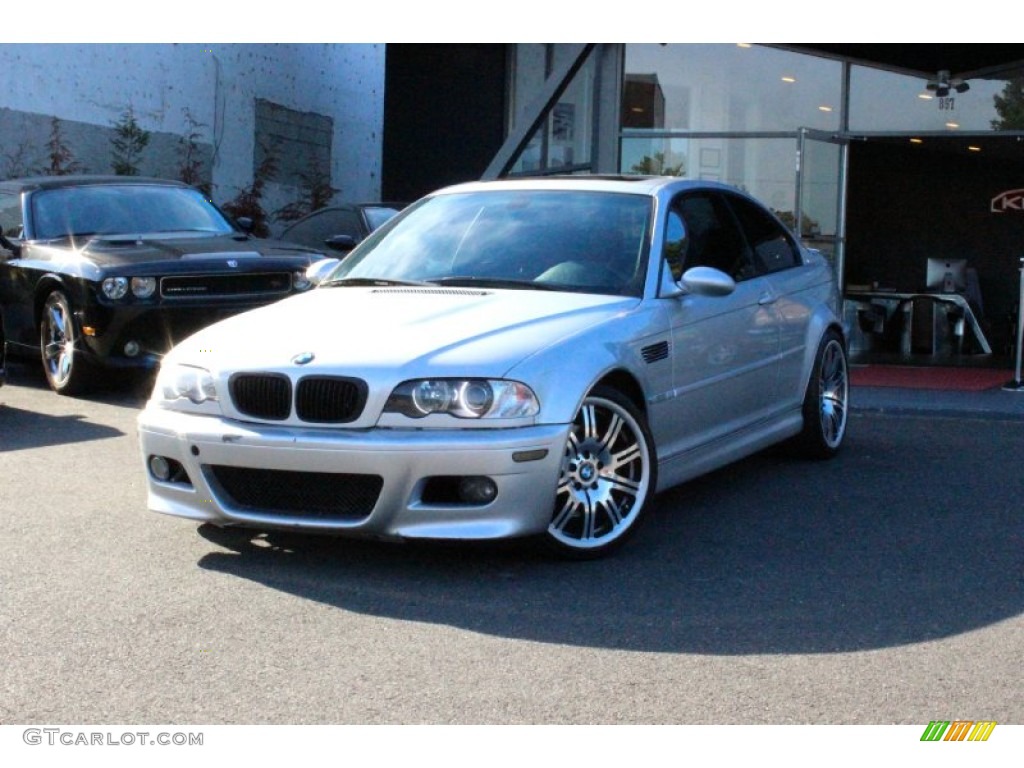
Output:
[926,257,968,293]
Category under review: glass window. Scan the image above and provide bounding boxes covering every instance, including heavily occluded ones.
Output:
[335,190,652,297]
[30,185,234,240]
[508,45,597,175]
[725,193,800,274]
[623,44,842,133]
[671,192,754,281]
[848,65,1016,132]
[0,192,23,238]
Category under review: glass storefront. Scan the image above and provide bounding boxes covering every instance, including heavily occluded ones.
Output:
[498,43,1024,365]
[507,45,599,175]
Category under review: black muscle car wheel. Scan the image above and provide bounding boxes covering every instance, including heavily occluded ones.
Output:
[40,290,94,395]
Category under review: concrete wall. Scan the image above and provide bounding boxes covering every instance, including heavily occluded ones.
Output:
[0,43,385,233]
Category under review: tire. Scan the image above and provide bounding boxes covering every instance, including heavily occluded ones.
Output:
[544,386,656,559]
[39,290,94,395]
[796,329,849,459]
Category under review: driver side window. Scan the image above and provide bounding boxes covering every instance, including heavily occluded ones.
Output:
[666,192,755,282]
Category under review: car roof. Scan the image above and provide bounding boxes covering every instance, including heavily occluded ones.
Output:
[0,175,190,195]
[430,174,731,198]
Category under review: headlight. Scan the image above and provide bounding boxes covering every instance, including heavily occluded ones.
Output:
[292,270,312,291]
[131,276,157,298]
[385,379,539,419]
[101,277,128,300]
[160,364,218,404]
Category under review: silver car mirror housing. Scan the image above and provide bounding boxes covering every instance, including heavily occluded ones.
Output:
[306,257,342,286]
[678,266,736,297]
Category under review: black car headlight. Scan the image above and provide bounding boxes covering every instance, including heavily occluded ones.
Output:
[101,277,129,300]
[384,379,539,419]
[131,277,157,298]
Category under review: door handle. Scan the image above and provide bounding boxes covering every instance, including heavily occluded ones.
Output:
[758,292,777,305]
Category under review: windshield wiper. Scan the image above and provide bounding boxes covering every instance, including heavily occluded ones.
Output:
[321,276,435,288]
[430,276,556,290]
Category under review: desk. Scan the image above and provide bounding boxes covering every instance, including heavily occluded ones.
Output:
[845,291,991,355]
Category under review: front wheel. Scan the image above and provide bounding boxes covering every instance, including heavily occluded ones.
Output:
[544,386,656,559]
[40,290,94,395]
[796,329,849,459]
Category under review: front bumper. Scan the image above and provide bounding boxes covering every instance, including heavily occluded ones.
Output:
[138,407,570,541]
[81,300,284,370]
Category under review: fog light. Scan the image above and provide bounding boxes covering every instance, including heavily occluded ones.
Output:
[458,476,498,505]
[124,340,141,357]
[149,455,171,481]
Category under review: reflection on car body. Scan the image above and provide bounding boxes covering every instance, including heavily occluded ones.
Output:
[139,175,849,558]
[0,175,325,394]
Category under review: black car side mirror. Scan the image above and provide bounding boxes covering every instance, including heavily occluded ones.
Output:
[235,216,255,234]
[0,227,21,258]
[325,234,358,253]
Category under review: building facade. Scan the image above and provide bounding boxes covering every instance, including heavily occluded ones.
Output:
[3,42,1022,360]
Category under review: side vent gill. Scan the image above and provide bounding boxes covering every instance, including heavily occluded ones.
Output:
[641,341,669,364]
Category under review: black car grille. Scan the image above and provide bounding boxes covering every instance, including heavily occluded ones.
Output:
[160,272,292,299]
[295,376,367,423]
[229,373,368,423]
[230,373,292,420]
[204,465,382,520]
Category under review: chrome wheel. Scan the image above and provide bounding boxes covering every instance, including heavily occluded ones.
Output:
[817,337,849,449]
[798,330,848,458]
[40,291,91,395]
[546,387,655,557]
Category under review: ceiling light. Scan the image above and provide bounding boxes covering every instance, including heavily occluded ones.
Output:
[918,93,933,100]
[781,76,796,83]
[818,106,833,112]
[968,146,981,152]
[946,122,960,129]
[910,138,923,144]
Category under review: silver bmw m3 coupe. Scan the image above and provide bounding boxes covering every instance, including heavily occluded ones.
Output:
[138,175,848,558]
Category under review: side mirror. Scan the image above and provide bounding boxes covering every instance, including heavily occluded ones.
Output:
[679,266,736,297]
[0,227,21,258]
[306,257,342,286]
[235,216,255,234]
[324,234,358,253]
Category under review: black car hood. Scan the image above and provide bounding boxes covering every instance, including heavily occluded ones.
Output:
[66,233,323,267]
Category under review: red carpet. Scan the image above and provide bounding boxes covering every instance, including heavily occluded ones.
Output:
[850,365,1013,391]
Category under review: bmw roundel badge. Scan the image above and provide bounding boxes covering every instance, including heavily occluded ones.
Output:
[292,352,315,365]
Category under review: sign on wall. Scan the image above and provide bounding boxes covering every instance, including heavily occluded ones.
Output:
[991,189,1024,213]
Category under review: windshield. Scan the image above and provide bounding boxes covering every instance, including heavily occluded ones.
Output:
[30,184,235,240]
[330,190,652,297]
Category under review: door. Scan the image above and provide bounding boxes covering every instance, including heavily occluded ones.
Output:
[658,191,781,457]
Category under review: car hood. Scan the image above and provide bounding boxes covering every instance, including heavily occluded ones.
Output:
[57,233,322,267]
[170,285,639,377]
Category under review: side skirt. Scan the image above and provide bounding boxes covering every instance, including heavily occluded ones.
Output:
[654,408,803,493]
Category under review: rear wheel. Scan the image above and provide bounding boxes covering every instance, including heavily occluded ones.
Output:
[40,290,94,395]
[796,329,848,458]
[544,386,656,559]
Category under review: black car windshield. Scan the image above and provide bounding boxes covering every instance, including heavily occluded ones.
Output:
[30,184,235,241]
[329,190,652,297]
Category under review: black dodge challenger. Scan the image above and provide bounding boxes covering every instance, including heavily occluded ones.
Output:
[0,176,325,394]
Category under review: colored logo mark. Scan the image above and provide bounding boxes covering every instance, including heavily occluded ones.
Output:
[920,720,997,742]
